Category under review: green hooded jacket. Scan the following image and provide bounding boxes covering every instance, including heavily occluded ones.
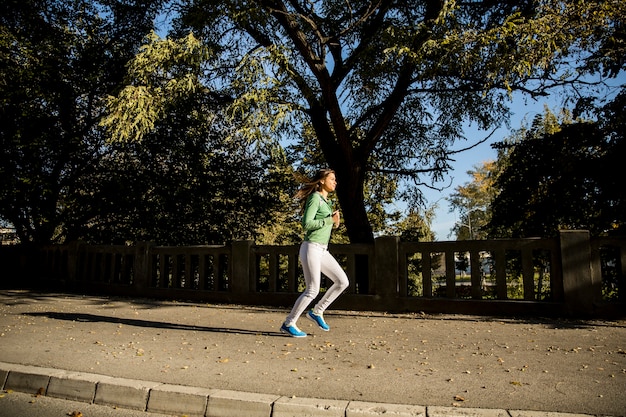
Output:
[301,192,334,244]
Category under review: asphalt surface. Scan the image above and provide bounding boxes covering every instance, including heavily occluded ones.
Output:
[0,290,625,416]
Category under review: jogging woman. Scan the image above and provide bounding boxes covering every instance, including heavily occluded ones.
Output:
[280,169,350,337]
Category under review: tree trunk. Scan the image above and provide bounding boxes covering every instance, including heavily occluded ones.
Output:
[333,163,373,244]
[331,160,373,293]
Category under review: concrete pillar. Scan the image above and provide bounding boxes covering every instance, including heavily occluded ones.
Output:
[133,241,153,291]
[374,236,400,300]
[559,230,600,315]
[231,240,253,294]
[66,240,83,284]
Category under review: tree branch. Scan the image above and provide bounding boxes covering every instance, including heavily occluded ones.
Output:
[448,127,499,155]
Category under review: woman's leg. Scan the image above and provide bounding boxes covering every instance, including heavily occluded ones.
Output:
[312,250,349,315]
[285,242,322,326]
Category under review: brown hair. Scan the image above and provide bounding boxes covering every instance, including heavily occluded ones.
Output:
[294,168,335,202]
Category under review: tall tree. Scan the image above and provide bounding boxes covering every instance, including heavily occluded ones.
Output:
[0,0,162,243]
[103,0,625,243]
[1,0,280,245]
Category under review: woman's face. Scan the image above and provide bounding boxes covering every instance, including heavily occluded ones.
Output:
[320,172,337,193]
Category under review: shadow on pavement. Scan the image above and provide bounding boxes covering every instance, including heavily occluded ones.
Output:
[24,311,286,337]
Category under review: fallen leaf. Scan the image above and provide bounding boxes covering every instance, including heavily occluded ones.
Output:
[454,395,465,401]
[67,411,83,417]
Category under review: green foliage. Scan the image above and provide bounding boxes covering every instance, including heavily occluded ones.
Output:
[0,0,161,244]
[254,148,303,245]
[102,0,625,243]
[79,106,277,245]
[0,0,289,246]
[385,207,436,242]
[489,98,626,238]
[101,32,215,143]
[447,162,495,240]
[6,0,623,245]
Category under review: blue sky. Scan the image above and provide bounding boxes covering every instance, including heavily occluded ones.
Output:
[423,93,546,240]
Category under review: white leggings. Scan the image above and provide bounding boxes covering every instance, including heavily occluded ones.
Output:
[285,241,350,326]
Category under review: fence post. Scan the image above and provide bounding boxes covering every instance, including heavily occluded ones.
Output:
[231,240,253,294]
[374,236,400,304]
[559,230,601,315]
[66,241,83,285]
[133,241,153,291]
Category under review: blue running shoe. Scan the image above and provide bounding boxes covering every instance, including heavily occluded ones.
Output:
[280,323,307,338]
[306,310,330,331]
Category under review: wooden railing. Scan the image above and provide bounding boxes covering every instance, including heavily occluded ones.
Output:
[2,231,624,317]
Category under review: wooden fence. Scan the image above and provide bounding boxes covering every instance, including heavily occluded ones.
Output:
[1,230,624,317]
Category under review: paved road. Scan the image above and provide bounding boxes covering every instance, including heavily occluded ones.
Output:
[0,290,625,416]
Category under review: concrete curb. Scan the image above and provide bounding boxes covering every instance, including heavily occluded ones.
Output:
[0,362,598,417]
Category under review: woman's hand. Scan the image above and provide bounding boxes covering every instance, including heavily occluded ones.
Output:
[332,210,340,228]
